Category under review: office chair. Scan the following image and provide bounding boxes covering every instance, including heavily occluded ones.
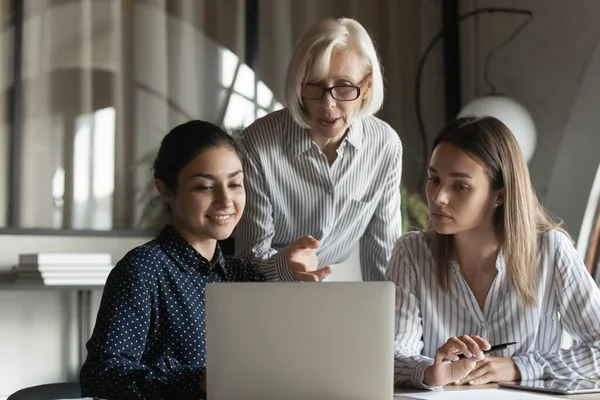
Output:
[7,382,81,400]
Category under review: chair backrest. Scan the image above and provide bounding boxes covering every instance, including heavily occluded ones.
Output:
[7,382,81,400]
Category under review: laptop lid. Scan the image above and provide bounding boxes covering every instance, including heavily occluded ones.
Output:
[206,282,395,400]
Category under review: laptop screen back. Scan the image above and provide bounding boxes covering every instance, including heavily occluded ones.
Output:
[206,282,395,400]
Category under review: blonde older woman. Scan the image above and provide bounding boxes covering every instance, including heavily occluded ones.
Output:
[235,17,403,281]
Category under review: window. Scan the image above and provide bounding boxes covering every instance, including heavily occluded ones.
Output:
[2,0,283,232]
[71,107,116,230]
[222,52,283,130]
[579,161,600,284]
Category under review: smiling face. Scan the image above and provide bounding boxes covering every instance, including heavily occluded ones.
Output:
[157,146,245,244]
[426,142,503,235]
[301,49,371,141]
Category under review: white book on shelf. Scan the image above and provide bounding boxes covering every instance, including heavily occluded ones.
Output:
[14,271,110,280]
[19,253,112,266]
[14,277,108,285]
[13,264,114,273]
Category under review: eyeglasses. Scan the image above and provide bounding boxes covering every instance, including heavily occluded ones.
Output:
[301,83,362,101]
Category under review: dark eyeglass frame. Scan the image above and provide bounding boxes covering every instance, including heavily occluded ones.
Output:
[300,78,366,101]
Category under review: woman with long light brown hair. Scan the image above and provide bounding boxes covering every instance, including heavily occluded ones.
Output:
[388,116,600,389]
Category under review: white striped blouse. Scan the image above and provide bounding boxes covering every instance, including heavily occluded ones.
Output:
[234,108,403,281]
[386,229,600,389]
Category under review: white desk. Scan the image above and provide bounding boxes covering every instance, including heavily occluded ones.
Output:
[394,383,600,399]
[0,277,102,372]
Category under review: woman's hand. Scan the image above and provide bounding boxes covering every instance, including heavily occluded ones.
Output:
[455,356,520,385]
[286,235,331,281]
[423,335,491,387]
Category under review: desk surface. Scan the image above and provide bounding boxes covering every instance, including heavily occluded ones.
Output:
[0,273,104,290]
[394,383,600,399]
[0,272,105,289]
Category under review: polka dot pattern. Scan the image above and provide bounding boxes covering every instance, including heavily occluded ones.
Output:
[80,225,265,399]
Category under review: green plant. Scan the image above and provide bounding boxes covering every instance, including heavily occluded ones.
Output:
[401,185,428,233]
[136,151,170,232]
[137,183,170,232]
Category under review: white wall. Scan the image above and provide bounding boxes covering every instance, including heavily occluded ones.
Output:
[0,233,150,398]
[461,0,600,240]
[545,36,600,245]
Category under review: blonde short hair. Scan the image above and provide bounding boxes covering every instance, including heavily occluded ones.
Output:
[285,18,385,129]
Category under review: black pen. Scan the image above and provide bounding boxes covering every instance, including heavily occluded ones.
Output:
[450,341,519,362]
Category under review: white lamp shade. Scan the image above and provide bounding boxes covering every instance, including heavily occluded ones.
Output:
[458,95,537,162]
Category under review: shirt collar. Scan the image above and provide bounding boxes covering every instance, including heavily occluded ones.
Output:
[495,251,506,273]
[345,116,364,150]
[283,109,314,157]
[450,250,506,274]
[156,225,228,275]
[285,109,364,156]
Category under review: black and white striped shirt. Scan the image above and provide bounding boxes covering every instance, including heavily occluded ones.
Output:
[234,108,403,281]
[387,229,600,388]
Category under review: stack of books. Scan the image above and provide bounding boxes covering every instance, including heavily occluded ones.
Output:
[12,253,113,286]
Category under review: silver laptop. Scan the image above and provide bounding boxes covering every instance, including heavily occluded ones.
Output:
[205,282,395,400]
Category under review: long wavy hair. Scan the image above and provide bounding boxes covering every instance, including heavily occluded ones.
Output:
[426,116,566,306]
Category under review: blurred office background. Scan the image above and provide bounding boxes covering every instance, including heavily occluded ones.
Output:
[1,0,600,397]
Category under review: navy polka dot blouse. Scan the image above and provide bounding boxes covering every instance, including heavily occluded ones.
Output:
[80,225,288,399]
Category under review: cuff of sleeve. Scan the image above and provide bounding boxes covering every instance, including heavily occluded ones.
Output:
[275,250,296,282]
[512,354,544,381]
[257,257,278,282]
[412,361,443,390]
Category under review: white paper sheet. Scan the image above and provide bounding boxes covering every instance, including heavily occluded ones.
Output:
[395,388,558,399]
